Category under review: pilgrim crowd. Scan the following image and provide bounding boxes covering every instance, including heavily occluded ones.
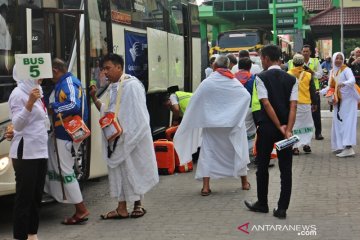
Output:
[5,44,360,240]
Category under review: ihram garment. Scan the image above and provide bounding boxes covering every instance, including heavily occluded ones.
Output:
[173,71,250,180]
[100,74,159,201]
[288,67,315,148]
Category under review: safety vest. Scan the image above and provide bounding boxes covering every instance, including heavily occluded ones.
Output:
[288,67,312,104]
[288,58,320,90]
[175,91,193,115]
[251,80,261,112]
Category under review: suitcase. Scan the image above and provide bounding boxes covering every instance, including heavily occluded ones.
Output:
[175,151,193,173]
[154,139,175,175]
[165,126,178,141]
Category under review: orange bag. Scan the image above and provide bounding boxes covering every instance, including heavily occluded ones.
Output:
[61,115,91,143]
[165,126,178,141]
[154,139,175,175]
[99,112,123,142]
[175,151,193,173]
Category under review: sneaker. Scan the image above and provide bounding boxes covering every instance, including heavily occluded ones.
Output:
[336,147,355,157]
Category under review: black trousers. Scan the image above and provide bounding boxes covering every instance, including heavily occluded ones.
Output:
[12,158,47,240]
[256,123,293,210]
[312,93,322,136]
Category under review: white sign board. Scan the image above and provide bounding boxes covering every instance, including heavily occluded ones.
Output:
[229,34,246,38]
[15,53,53,80]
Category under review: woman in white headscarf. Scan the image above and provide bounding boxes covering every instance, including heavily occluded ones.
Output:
[8,65,49,240]
[325,52,360,157]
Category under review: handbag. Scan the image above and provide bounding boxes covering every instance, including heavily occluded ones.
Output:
[60,115,91,143]
[99,112,122,142]
[99,76,124,142]
[60,87,91,143]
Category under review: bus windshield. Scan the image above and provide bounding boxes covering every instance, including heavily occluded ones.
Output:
[218,32,260,48]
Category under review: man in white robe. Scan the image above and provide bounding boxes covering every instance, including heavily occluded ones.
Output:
[90,54,159,219]
[173,55,251,196]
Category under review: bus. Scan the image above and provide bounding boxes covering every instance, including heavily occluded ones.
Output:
[209,28,272,56]
[0,0,203,197]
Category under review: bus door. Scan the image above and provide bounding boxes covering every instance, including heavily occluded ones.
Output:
[27,8,92,181]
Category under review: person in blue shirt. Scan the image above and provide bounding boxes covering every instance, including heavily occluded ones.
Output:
[321,56,332,73]
[45,58,90,225]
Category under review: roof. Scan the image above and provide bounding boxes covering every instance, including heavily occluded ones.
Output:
[309,7,360,26]
[303,0,331,12]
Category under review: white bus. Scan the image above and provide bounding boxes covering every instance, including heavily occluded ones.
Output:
[0,0,203,197]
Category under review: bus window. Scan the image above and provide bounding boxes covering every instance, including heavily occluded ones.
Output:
[111,0,167,31]
[18,0,42,8]
[218,32,260,48]
[0,3,16,103]
[0,3,13,76]
[88,1,109,94]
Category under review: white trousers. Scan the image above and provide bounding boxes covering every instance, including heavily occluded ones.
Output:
[44,137,83,204]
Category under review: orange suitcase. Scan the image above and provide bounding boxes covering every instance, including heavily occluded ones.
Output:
[175,151,193,173]
[165,126,178,141]
[154,139,175,175]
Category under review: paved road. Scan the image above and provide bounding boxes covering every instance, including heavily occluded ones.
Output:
[1,115,359,240]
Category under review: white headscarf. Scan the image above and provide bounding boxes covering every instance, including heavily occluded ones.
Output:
[332,52,345,72]
[13,64,42,95]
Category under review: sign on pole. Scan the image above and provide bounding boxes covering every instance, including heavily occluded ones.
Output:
[276,7,298,14]
[277,28,299,35]
[276,0,298,3]
[276,18,298,26]
[15,53,53,80]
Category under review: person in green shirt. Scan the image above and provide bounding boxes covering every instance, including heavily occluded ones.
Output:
[164,86,193,126]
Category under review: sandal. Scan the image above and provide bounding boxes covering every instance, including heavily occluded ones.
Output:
[242,182,251,190]
[130,205,147,218]
[201,188,212,196]
[100,209,129,220]
[61,214,89,225]
[293,148,300,155]
[303,145,312,153]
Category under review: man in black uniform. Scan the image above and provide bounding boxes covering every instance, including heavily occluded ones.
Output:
[244,45,298,219]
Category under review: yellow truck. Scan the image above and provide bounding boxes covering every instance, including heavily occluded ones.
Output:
[210,29,272,56]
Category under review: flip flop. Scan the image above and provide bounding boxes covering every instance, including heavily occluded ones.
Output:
[201,188,212,196]
[61,214,89,225]
[100,209,129,220]
[242,182,251,190]
[130,206,147,218]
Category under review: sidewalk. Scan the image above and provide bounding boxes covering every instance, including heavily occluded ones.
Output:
[1,117,359,240]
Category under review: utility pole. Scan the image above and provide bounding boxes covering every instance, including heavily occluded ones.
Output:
[340,0,344,53]
[273,0,277,44]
